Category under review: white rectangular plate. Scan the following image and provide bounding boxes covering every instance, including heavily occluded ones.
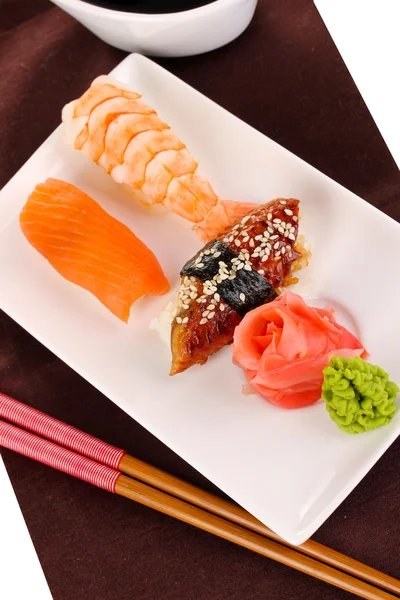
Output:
[1,53,399,545]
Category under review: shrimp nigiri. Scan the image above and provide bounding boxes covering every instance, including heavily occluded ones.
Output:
[62,76,256,242]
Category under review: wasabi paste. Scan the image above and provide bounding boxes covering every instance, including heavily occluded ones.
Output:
[322,357,398,434]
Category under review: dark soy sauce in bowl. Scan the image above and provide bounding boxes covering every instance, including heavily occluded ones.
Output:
[79,0,218,13]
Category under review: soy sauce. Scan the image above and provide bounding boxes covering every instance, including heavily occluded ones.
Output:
[80,0,217,13]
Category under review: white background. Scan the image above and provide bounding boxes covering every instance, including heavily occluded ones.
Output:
[315,0,400,169]
[0,457,52,599]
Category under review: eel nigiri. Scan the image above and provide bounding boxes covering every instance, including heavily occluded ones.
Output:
[170,198,307,375]
[20,178,170,322]
[61,76,256,243]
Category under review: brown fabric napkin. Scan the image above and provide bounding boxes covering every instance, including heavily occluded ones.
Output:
[1,1,399,599]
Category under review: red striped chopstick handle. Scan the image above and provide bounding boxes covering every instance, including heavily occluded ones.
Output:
[0,420,121,492]
[0,393,125,468]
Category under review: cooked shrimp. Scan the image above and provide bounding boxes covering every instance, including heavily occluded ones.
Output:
[62,76,256,242]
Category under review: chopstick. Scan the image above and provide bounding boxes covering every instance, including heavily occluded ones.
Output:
[0,394,399,599]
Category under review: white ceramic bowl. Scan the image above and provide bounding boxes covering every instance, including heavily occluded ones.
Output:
[50,0,258,57]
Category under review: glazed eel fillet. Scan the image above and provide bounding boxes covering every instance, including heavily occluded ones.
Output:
[170,198,307,375]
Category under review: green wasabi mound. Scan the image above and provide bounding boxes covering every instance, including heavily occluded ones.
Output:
[322,357,399,434]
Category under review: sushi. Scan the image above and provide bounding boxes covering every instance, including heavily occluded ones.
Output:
[170,198,307,375]
[61,76,256,243]
[20,178,170,322]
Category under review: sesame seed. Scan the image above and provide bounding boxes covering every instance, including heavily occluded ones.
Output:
[214,293,220,301]
[236,263,244,270]
[293,216,298,222]
[196,298,203,303]
[241,216,250,224]
[206,304,214,310]
[220,273,229,280]
[243,236,249,243]
[244,264,252,271]
[290,226,295,233]
[205,289,213,295]
[288,233,296,241]
[202,310,209,317]
[249,239,255,248]
[197,262,204,268]
[255,234,263,241]
[267,212,272,220]
[210,248,215,254]
[229,236,234,242]
[278,226,285,234]
[284,208,293,216]
[208,311,215,319]
[190,285,197,291]
[182,317,189,324]
[220,304,225,311]
[228,275,236,280]
[281,247,286,255]
[204,250,211,255]
[273,218,281,224]
[200,318,208,325]
[182,304,189,309]
[268,227,274,234]
[223,237,229,243]
[190,292,197,299]
[214,251,221,258]
[276,251,281,258]
[239,293,246,302]
[233,224,240,230]
[273,241,280,249]
[218,261,227,268]
[261,254,269,262]
[280,200,287,205]
[257,269,265,275]
[216,276,222,283]
[270,235,279,240]
[251,252,258,258]
[285,222,291,230]
[234,239,241,247]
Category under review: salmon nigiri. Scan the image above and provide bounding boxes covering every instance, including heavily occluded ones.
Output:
[20,179,170,322]
[61,76,256,243]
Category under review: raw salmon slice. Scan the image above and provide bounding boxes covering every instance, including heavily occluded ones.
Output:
[20,178,170,322]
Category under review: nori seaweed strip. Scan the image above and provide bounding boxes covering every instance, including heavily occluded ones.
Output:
[181,240,235,281]
[181,240,277,317]
[218,270,277,317]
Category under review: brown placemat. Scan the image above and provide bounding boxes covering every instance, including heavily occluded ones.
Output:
[1,1,399,599]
